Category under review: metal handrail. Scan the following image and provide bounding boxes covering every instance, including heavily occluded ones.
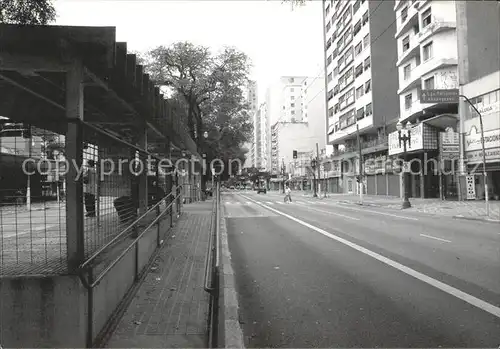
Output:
[80,190,182,288]
[203,197,217,293]
[80,190,176,270]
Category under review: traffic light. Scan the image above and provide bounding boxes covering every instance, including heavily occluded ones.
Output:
[293,150,297,159]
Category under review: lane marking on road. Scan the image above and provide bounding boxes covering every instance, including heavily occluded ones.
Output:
[325,202,419,221]
[266,201,275,205]
[294,201,360,221]
[241,194,500,319]
[420,234,451,243]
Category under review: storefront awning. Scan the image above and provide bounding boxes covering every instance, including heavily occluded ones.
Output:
[423,113,459,131]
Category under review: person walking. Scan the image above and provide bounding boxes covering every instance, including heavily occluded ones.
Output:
[284,184,292,203]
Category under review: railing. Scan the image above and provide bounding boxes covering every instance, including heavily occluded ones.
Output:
[78,186,183,348]
[204,182,220,348]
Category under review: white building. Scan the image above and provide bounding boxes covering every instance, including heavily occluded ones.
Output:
[243,80,258,168]
[395,0,459,124]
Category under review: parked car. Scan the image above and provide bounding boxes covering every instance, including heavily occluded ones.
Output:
[256,186,267,194]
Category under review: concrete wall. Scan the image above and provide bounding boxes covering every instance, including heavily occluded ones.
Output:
[0,276,87,348]
[303,76,327,151]
[369,0,399,127]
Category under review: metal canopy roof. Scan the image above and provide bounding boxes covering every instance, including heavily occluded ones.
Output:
[0,24,198,158]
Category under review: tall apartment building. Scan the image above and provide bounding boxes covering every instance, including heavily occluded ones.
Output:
[301,75,327,151]
[265,76,310,170]
[243,80,258,168]
[323,0,399,195]
[390,0,460,199]
[456,1,500,200]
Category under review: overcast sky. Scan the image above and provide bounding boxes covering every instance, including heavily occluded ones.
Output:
[55,0,324,103]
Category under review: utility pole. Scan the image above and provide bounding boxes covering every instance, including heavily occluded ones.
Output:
[356,124,363,205]
[316,142,321,198]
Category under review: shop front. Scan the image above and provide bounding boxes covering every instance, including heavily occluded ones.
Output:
[464,126,500,200]
[388,122,440,199]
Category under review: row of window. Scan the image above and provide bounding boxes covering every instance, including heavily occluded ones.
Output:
[402,41,433,82]
[465,89,499,120]
[353,10,369,37]
[331,101,373,134]
[333,79,371,114]
[354,33,370,57]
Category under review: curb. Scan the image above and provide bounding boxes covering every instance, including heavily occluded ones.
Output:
[453,215,500,223]
[217,203,245,349]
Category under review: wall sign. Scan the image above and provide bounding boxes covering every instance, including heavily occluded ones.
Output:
[466,175,476,200]
[465,127,500,152]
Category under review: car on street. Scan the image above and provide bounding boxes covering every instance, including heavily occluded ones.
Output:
[256,186,267,194]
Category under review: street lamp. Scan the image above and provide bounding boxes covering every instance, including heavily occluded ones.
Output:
[396,121,412,209]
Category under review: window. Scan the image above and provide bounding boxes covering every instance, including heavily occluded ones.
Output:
[334,67,339,77]
[329,107,334,117]
[401,7,408,22]
[402,35,410,52]
[355,63,363,78]
[403,64,411,80]
[355,42,362,56]
[356,85,364,98]
[332,47,338,59]
[424,76,435,89]
[362,11,368,25]
[363,33,370,47]
[291,103,295,108]
[422,8,432,27]
[325,4,330,15]
[326,38,332,50]
[328,90,334,101]
[423,42,433,61]
[405,93,413,110]
[364,57,370,71]
[290,88,294,92]
[327,54,332,65]
[413,23,420,34]
[326,21,331,32]
[291,110,295,115]
[338,54,345,67]
[365,103,372,116]
[365,79,371,93]
[357,107,365,120]
[354,20,362,36]
[353,0,361,14]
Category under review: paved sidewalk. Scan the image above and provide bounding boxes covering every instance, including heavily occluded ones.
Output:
[105,200,213,348]
[294,191,500,222]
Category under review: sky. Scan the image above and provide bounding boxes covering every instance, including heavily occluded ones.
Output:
[54,0,325,103]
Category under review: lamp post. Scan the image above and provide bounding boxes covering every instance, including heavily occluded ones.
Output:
[396,121,412,209]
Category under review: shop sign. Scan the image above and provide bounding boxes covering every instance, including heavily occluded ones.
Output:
[471,101,500,117]
[466,146,500,164]
[388,123,424,156]
[440,127,460,160]
[465,127,500,152]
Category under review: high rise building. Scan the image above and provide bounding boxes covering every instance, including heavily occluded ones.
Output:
[323,0,399,195]
[456,1,500,200]
[243,80,258,168]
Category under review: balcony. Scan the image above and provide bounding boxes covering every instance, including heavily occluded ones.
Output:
[395,5,419,39]
[396,39,420,67]
[398,64,422,95]
[418,21,457,43]
[400,99,425,121]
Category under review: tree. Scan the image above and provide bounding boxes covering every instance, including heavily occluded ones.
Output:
[144,42,253,164]
[0,0,56,25]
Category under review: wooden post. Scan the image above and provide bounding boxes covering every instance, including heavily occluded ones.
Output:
[65,62,85,272]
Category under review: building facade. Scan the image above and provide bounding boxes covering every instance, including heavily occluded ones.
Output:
[243,80,258,168]
[457,0,500,200]
[323,0,400,195]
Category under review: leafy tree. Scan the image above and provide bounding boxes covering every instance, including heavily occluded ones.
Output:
[143,42,253,167]
[0,0,56,25]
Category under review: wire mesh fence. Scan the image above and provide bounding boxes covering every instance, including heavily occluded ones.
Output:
[0,120,177,276]
[0,122,67,275]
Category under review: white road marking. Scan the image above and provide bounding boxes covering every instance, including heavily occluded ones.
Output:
[241,194,500,319]
[266,201,275,205]
[246,201,252,205]
[420,234,451,243]
[294,202,359,221]
[327,202,419,221]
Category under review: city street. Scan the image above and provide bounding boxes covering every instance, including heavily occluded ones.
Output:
[224,191,500,348]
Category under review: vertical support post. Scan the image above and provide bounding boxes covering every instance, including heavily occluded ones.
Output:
[138,124,148,217]
[96,149,101,227]
[65,62,85,272]
[356,124,363,205]
[156,161,161,247]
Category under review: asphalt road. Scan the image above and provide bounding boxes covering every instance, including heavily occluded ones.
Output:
[223,191,500,348]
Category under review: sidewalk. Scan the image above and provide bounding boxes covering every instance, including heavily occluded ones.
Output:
[297,191,500,222]
[105,200,213,348]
